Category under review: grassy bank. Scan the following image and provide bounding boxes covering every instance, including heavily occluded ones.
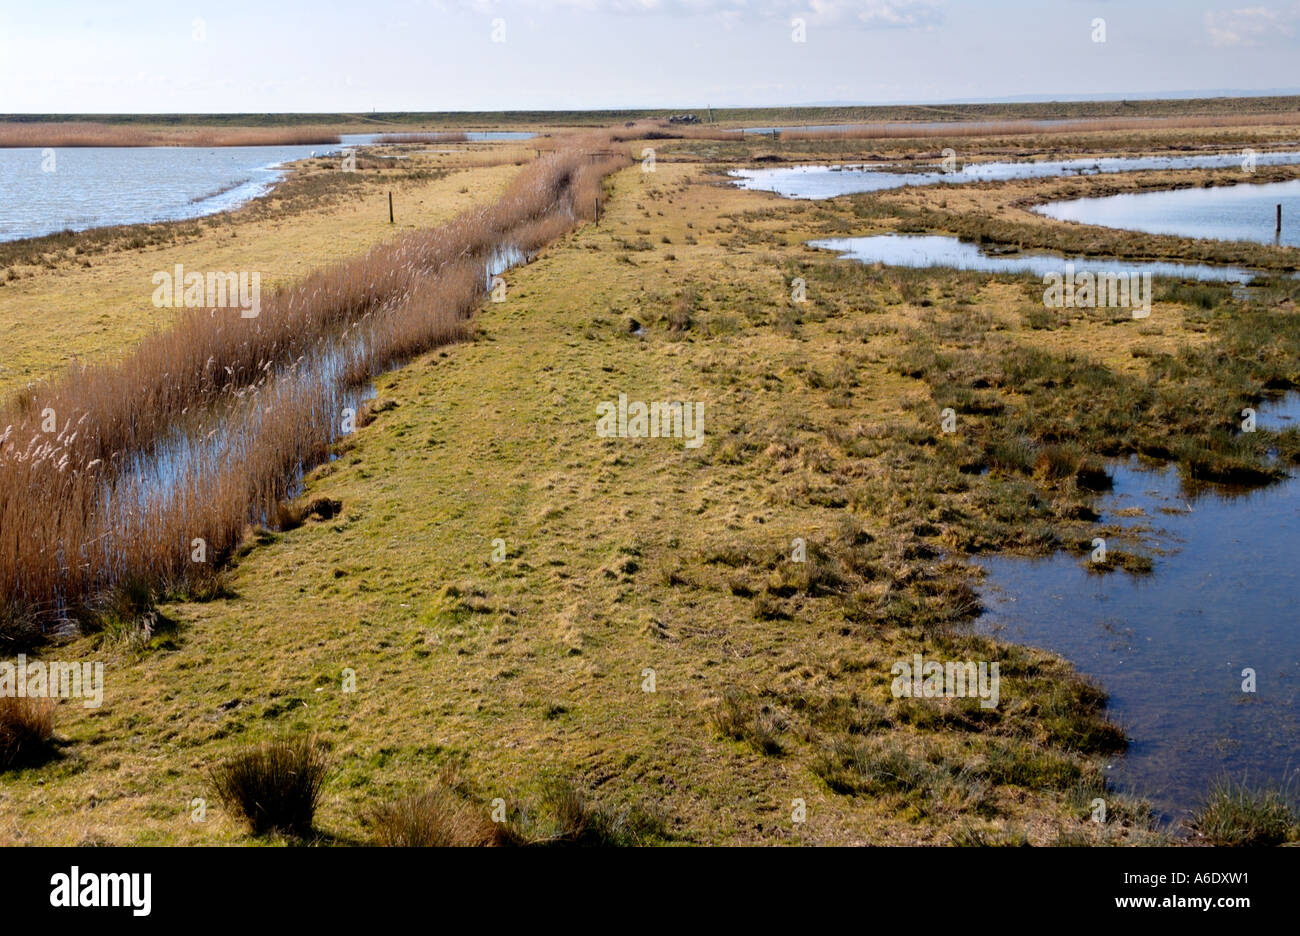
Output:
[1,135,628,643]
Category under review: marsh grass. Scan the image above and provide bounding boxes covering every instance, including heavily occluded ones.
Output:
[890,296,1300,497]
[813,735,994,818]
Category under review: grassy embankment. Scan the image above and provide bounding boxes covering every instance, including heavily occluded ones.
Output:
[0,135,626,638]
[2,122,1299,845]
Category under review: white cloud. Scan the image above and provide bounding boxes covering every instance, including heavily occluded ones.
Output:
[1205,4,1300,47]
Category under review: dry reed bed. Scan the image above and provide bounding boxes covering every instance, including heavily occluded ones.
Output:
[0,123,342,148]
[0,138,630,635]
[375,132,471,144]
[781,112,1300,141]
[529,122,742,153]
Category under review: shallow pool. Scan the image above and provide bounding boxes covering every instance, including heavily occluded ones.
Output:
[1035,179,1300,248]
[808,233,1256,282]
[977,442,1300,820]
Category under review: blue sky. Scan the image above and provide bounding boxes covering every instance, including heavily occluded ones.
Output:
[2,1,1299,112]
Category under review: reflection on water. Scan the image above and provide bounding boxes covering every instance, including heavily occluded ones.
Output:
[102,342,377,564]
[731,151,1300,200]
[1035,179,1300,248]
[977,447,1300,821]
[1257,391,1300,431]
[808,234,1256,282]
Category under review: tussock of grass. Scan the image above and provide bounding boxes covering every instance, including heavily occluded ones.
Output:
[0,599,42,651]
[369,782,504,847]
[712,690,788,755]
[210,737,332,838]
[1192,780,1297,846]
[508,779,669,847]
[0,696,55,770]
[664,286,696,332]
[1085,549,1154,576]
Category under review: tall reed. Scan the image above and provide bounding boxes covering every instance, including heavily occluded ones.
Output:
[375,132,471,144]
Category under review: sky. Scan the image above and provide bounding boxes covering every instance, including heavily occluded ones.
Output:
[2,0,1299,113]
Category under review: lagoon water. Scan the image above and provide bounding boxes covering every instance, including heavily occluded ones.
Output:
[808,234,1256,282]
[977,431,1300,821]
[0,131,535,242]
[1035,179,1300,248]
[0,135,375,242]
[732,151,1300,200]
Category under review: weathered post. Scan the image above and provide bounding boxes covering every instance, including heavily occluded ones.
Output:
[1278,203,1283,237]
[389,191,394,224]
